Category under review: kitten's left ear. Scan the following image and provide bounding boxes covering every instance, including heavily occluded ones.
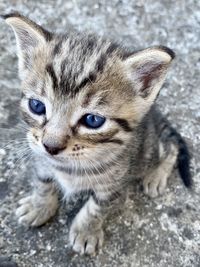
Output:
[123,46,175,104]
[2,12,52,78]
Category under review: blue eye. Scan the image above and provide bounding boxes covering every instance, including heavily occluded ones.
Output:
[29,99,46,115]
[81,114,106,129]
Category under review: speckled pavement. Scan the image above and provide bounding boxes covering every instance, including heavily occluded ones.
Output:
[0,1,200,266]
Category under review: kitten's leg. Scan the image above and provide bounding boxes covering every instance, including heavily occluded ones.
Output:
[16,178,58,227]
[69,196,104,255]
[143,143,178,198]
[69,192,123,255]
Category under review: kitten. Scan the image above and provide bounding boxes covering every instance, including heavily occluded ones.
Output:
[2,12,191,255]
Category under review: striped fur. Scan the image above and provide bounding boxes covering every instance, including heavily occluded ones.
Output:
[4,13,192,255]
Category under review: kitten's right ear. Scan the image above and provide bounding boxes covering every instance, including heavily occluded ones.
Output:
[1,12,52,78]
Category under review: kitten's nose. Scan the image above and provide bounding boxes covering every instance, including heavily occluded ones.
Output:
[43,142,66,155]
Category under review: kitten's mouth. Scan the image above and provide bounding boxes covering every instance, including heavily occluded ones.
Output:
[44,154,66,165]
[51,155,67,162]
[45,152,81,163]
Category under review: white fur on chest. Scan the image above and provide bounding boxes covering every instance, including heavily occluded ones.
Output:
[54,170,78,198]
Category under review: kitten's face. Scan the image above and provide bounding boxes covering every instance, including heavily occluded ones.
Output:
[20,41,136,167]
[4,13,174,168]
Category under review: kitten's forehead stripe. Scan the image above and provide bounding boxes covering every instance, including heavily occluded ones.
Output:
[53,39,64,56]
[49,34,120,98]
[94,53,107,74]
[59,59,74,95]
[46,64,58,91]
[106,42,120,56]
[74,72,97,95]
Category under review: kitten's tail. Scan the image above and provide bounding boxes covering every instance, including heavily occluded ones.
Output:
[169,127,192,188]
[154,107,192,188]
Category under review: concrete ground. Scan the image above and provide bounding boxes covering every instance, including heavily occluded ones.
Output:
[0,0,200,266]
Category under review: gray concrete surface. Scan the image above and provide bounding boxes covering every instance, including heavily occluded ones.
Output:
[0,1,200,266]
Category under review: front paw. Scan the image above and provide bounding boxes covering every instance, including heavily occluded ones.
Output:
[69,224,104,255]
[16,194,58,227]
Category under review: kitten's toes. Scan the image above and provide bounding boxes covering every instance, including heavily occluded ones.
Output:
[16,194,58,227]
[143,174,167,198]
[69,227,104,255]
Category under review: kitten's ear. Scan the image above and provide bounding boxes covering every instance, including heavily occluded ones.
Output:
[2,12,52,78]
[123,46,175,103]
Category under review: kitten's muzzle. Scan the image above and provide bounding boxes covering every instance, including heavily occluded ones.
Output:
[42,124,70,155]
[42,137,67,155]
[43,142,66,155]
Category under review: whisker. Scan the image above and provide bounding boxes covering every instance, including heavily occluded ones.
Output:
[6,146,33,179]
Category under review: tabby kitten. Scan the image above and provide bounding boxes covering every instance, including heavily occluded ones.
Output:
[3,12,191,255]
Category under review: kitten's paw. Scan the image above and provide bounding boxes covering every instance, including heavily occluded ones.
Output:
[16,194,58,227]
[143,173,167,198]
[69,225,104,255]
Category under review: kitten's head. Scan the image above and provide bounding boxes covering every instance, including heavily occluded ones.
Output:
[3,12,174,169]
